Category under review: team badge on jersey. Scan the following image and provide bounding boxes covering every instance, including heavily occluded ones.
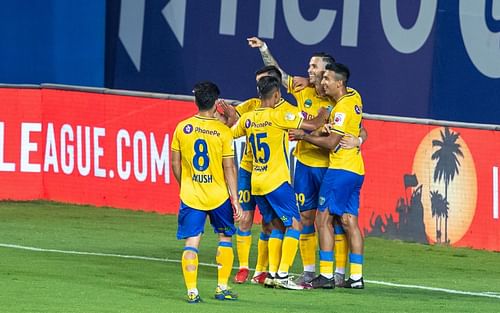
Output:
[333,112,346,126]
[183,124,193,134]
[354,105,361,114]
[285,112,297,121]
[245,119,251,128]
[304,99,312,108]
[319,196,326,206]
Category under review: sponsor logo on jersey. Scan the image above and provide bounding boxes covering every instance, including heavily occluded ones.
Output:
[285,112,297,121]
[334,113,346,126]
[184,124,193,134]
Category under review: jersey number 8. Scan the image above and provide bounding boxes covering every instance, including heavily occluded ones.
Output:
[193,139,209,171]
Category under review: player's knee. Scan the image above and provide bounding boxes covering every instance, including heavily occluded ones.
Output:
[341,214,358,231]
[261,222,272,235]
[238,212,253,230]
[271,218,286,232]
[300,210,316,226]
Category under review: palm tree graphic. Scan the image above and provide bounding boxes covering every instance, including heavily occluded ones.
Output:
[431,127,464,244]
[430,190,449,243]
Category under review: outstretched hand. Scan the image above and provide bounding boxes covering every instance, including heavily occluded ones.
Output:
[216,99,238,126]
[247,36,264,48]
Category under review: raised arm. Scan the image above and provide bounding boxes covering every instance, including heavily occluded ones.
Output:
[223,157,243,221]
[247,36,290,88]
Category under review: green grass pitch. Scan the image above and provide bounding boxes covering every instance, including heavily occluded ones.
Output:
[1,201,499,312]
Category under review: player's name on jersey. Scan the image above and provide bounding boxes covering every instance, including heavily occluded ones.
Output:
[194,126,221,137]
[192,174,213,183]
[253,164,268,172]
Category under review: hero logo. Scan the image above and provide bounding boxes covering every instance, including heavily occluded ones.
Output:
[459,0,500,78]
[120,0,500,77]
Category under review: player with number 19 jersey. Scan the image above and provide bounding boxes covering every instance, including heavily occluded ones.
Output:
[171,115,235,210]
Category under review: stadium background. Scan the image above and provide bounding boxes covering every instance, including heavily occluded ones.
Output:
[1,0,499,251]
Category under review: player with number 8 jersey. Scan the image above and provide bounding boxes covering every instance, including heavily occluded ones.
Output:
[172,116,235,210]
[171,81,242,303]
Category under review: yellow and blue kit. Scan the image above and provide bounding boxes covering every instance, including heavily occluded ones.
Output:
[232,104,303,226]
[318,90,365,217]
[171,115,236,239]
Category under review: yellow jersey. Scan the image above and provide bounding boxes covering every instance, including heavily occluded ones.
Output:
[288,76,333,167]
[232,105,303,195]
[235,98,300,172]
[171,115,235,210]
[328,91,365,175]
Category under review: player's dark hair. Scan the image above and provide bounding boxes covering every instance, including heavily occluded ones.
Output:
[255,65,282,84]
[257,76,280,99]
[325,62,350,84]
[312,52,336,66]
[192,81,220,111]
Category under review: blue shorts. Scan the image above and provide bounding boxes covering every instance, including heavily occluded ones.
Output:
[238,167,257,211]
[255,182,301,227]
[176,199,236,239]
[294,160,327,212]
[318,169,364,216]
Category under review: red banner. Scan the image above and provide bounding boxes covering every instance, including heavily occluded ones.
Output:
[1,87,499,251]
[1,88,196,212]
[359,120,500,251]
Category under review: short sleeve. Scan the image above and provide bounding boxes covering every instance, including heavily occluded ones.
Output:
[231,114,247,139]
[235,98,259,116]
[222,128,235,158]
[171,125,181,151]
[272,110,303,130]
[330,103,349,135]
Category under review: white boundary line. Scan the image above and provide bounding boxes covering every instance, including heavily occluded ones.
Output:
[1,243,499,300]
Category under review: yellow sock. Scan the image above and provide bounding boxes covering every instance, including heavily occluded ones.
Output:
[255,232,270,273]
[236,229,252,269]
[182,247,198,291]
[216,242,234,287]
[349,253,363,280]
[268,229,284,275]
[334,233,348,274]
[319,250,334,279]
[299,225,317,272]
[277,229,300,275]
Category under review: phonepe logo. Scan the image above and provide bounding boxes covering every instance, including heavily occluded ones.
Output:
[459,0,500,78]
